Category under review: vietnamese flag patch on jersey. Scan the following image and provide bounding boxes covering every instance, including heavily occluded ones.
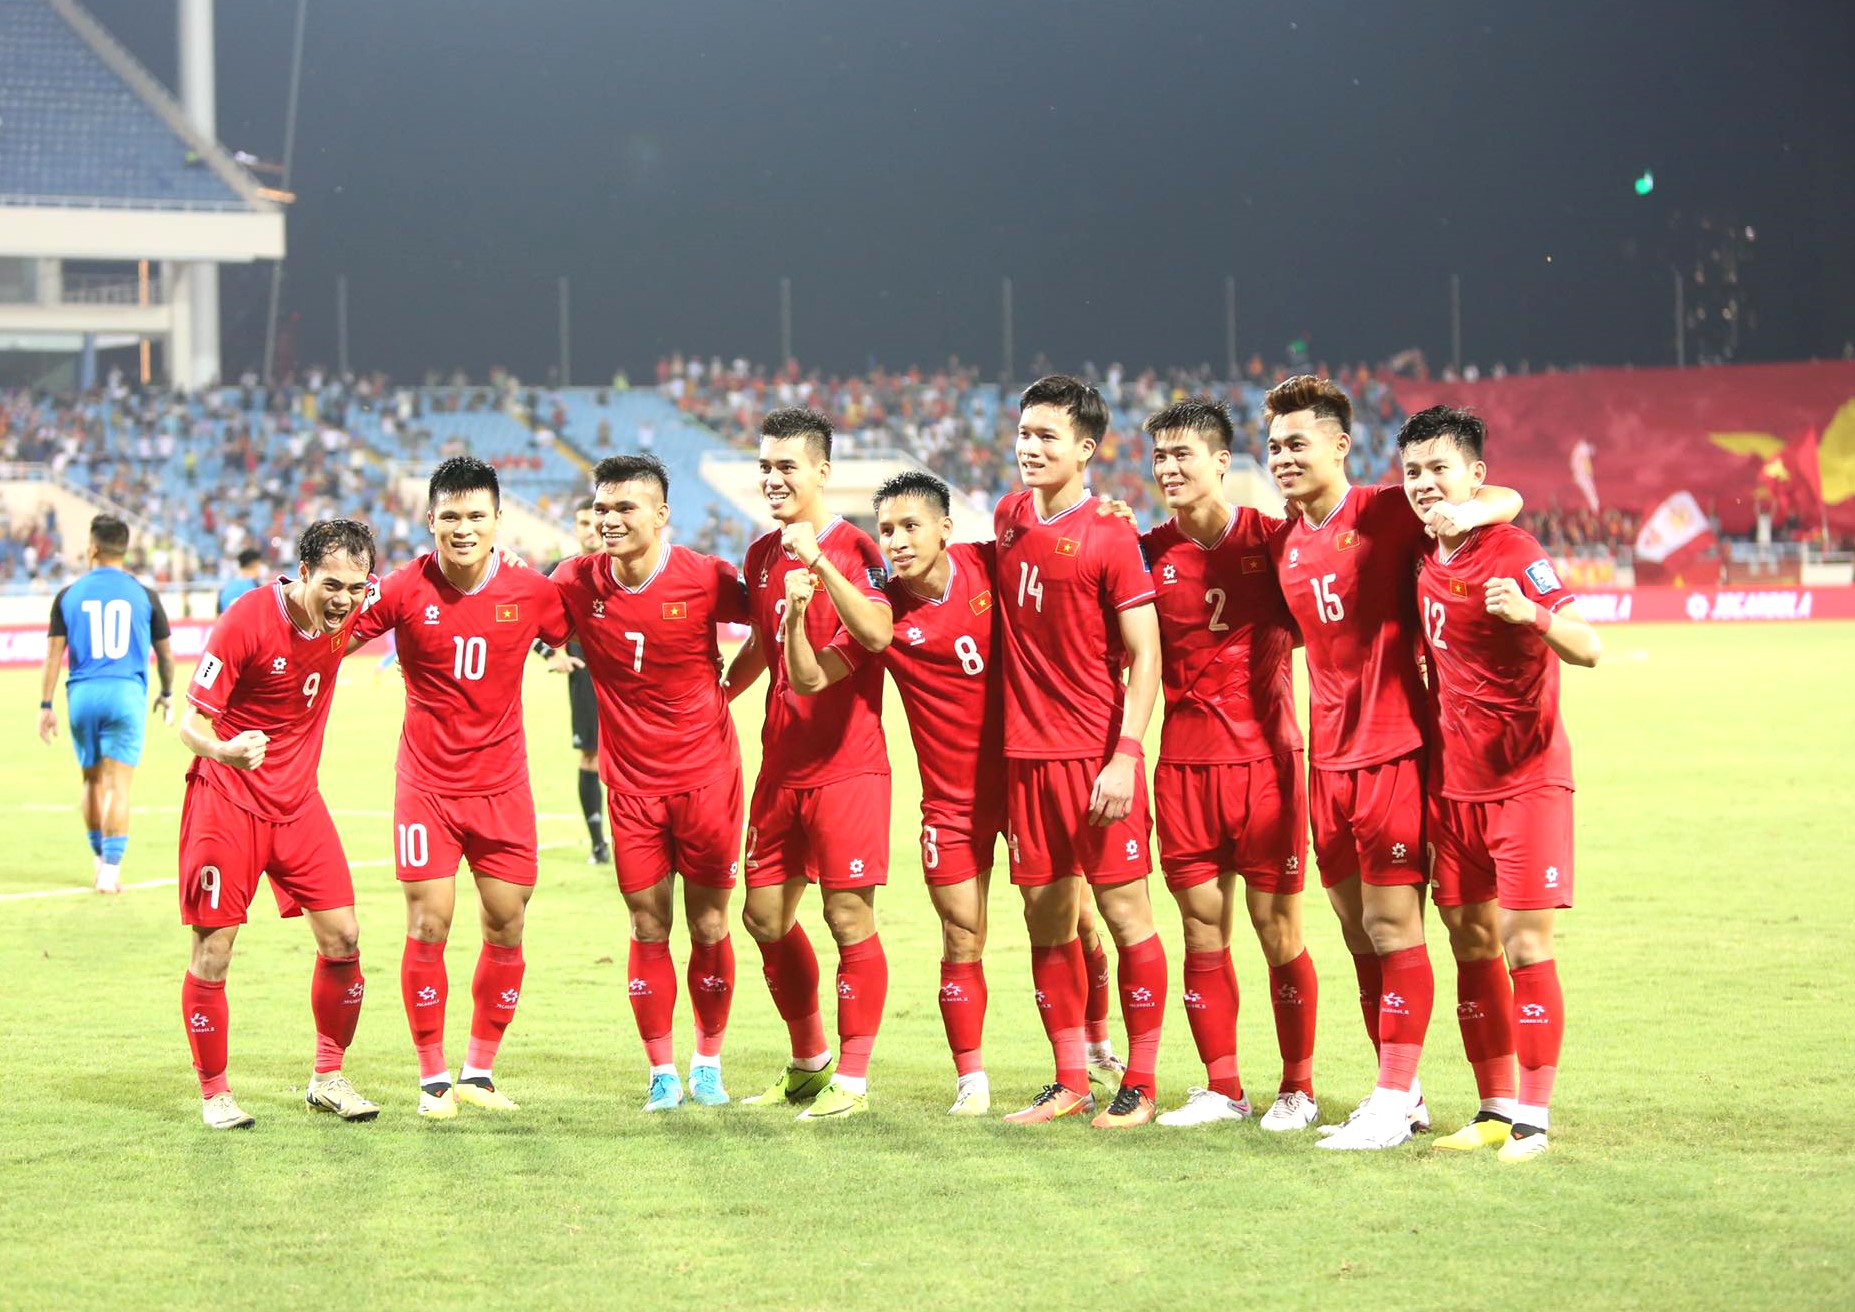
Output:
[1449,578,1469,597]
[1055,538,1080,558]
[496,603,520,622]
[970,590,994,616]
[1242,554,1265,573]
[1337,530,1360,550]
[662,601,687,620]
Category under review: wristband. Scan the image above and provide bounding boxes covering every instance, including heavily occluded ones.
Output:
[157,688,173,699]
[1115,735,1143,759]
[39,700,52,710]
[1530,604,1553,634]
[803,554,823,572]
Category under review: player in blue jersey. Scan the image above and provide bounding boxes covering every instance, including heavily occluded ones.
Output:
[217,549,265,614]
[37,516,174,893]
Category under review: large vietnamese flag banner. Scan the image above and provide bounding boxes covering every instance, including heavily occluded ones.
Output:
[1389,361,1855,534]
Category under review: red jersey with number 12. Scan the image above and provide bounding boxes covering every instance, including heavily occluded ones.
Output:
[1272,484,1428,770]
[186,580,367,822]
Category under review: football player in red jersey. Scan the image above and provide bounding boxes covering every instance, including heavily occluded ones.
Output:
[1400,407,1600,1162]
[735,407,895,1120]
[348,457,572,1118]
[175,520,380,1130]
[993,375,1168,1128]
[551,454,751,1112]
[1264,375,1522,1151]
[1139,400,1322,1131]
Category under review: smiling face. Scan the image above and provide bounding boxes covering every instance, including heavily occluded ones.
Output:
[300,550,373,633]
[592,479,670,567]
[875,493,952,586]
[1016,403,1094,493]
[758,435,828,523]
[1401,435,1485,517]
[1150,427,1230,513]
[1267,408,1350,502]
[428,487,500,573]
[574,506,600,555]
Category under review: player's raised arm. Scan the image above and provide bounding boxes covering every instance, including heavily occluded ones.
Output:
[781,567,853,695]
[1421,482,1523,538]
[1088,601,1161,825]
[781,519,893,653]
[722,630,767,702]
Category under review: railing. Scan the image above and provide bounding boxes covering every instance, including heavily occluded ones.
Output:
[0,192,252,213]
[59,271,164,305]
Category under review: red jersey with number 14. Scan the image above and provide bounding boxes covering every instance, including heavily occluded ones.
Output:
[350,554,570,797]
[994,489,1156,760]
[1272,484,1428,770]
[553,545,749,796]
[744,518,891,787]
[186,580,367,822]
[884,541,1004,810]
[1417,524,1577,801]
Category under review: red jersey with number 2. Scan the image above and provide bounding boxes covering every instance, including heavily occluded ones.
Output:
[1416,524,1577,801]
[350,554,570,797]
[1272,485,1427,770]
[186,580,366,822]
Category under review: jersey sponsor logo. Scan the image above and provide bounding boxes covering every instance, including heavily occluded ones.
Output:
[1054,537,1080,558]
[423,604,441,625]
[195,652,224,688]
[865,566,888,590]
[1525,559,1563,595]
[591,598,606,619]
[1337,530,1360,550]
[271,656,288,673]
[969,590,993,616]
[1288,547,1301,569]
[661,601,688,620]
[905,625,926,645]
[1448,578,1469,597]
[1161,563,1178,584]
[1000,528,1017,548]
[496,603,521,622]
[1242,554,1265,574]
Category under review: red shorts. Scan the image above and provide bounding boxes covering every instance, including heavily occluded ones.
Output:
[745,771,890,891]
[1155,753,1308,893]
[394,778,539,886]
[177,778,354,928]
[1005,756,1153,887]
[1429,786,1574,910]
[607,769,745,895]
[1309,751,1426,888]
[918,794,1006,887]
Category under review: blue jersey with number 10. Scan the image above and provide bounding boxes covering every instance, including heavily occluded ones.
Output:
[50,566,168,689]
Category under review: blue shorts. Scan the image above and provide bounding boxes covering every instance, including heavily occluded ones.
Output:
[68,678,146,769]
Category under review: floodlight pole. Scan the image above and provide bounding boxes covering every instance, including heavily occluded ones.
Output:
[335,273,349,377]
[262,0,309,386]
[779,277,793,366]
[557,276,571,386]
[1001,276,1014,385]
[1224,275,1237,381]
[1449,273,1462,375]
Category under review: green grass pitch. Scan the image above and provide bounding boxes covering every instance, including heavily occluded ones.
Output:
[2,623,1851,1309]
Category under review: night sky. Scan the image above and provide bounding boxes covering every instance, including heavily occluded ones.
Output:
[86,0,1855,381]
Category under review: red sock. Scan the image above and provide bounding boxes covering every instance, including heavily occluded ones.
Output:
[1511,959,1564,1121]
[310,953,365,1074]
[1351,950,1383,1054]
[686,936,735,1060]
[1374,945,1433,1092]
[834,934,888,1082]
[467,942,524,1073]
[182,972,229,1098]
[1455,955,1517,1104]
[1083,937,1112,1045]
[1117,934,1168,1096]
[938,959,988,1076]
[755,923,827,1059]
[1030,938,1089,1093]
[1182,948,1240,1099]
[626,938,677,1067]
[400,936,449,1082]
[1269,948,1319,1096]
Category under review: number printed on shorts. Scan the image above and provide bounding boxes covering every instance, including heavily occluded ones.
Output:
[81,598,133,659]
[199,864,222,911]
[922,824,940,870]
[1309,573,1345,623]
[397,822,429,868]
[1423,598,1448,648]
[954,634,985,675]
[452,634,487,680]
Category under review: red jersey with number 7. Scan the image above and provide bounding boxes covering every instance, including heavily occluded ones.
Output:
[1271,484,1428,770]
[185,579,368,823]
[994,489,1157,760]
[349,553,571,797]
[1416,524,1577,800]
[552,545,750,796]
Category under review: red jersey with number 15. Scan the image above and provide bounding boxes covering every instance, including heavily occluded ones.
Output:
[350,554,570,797]
[1417,524,1577,801]
[884,541,1004,810]
[744,518,891,787]
[552,545,750,796]
[1143,509,1302,764]
[1272,484,1428,770]
[994,489,1157,760]
[186,580,368,822]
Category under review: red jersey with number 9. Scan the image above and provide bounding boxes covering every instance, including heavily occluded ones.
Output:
[185,580,368,822]
[1271,484,1428,770]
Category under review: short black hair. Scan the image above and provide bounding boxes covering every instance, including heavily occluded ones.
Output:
[1019,374,1109,444]
[593,453,671,500]
[1144,398,1234,454]
[427,455,501,511]
[873,469,951,518]
[760,406,833,461]
[236,547,263,569]
[1396,405,1486,462]
[574,496,595,513]
[297,518,377,575]
[89,514,129,557]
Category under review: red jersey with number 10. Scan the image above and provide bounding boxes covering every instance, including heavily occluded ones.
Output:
[350,554,570,797]
[552,545,750,796]
[1416,524,1577,801]
[1271,484,1428,770]
[186,580,368,822]
[1143,509,1302,764]
[994,489,1157,760]
[744,518,892,787]
[884,541,1004,810]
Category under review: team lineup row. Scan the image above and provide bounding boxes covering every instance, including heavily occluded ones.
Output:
[59,371,1595,1151]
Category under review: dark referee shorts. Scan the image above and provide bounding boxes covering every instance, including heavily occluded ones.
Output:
[568,645,598,753]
